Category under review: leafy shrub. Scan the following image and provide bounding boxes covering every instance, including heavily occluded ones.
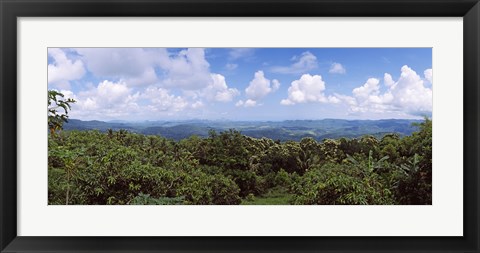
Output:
[227,170,266,197]
[176,170,241,205]
[292,164,394,205]
[274,169,292,188]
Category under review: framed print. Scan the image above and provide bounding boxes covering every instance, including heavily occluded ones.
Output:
[1,0,479,252]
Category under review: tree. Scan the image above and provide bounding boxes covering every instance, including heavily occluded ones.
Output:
[396,117,432,204]
[297,137,321,172]
[49,147,84,204]
[48,90,76,135]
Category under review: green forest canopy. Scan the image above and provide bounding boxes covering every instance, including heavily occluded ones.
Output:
[48,118,432,205]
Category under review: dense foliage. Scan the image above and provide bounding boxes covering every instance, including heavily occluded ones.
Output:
[48,118,432,205]
[48,90,75,135]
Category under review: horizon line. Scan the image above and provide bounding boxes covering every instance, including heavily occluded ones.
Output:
[68,117,426,123]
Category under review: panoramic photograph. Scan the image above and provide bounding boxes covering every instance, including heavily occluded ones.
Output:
[48,48,432,205]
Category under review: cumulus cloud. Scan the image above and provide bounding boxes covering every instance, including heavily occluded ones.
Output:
[236,71,280,107]
[48,48,86,89]
[76,48,163,87]
[76,48,221,90]
[352,78,381,100]
[76,48,239,104]
[384,73,395,87]
[245,71,280,100]
[390,66,432,115]
[345,78,393,113]
[333,93,356,107]
[280,74,337,105]
[160,48,213,90]
[202,74,240,102]
[161,50,239,101]
[424,69,433,83]
[76,48,155,77]
[142,86,189,113]
[125,68,158,87]
[62,78,199,120]
[329,62,346,74]
[271,51,318,74]
[66,80,140,119]
[95,80,132,104]
[336,65,432,116]
[272,79,281,91]
[235,99,257,108]
[68,48,241,120]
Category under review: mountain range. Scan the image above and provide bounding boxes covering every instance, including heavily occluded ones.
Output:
[63,118,422,142]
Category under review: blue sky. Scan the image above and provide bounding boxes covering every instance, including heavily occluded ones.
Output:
[47,48,432,121]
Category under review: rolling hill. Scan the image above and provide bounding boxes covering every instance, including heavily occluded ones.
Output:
[63,118,422,142]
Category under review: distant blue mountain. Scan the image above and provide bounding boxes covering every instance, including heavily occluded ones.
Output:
[64,118,422,141]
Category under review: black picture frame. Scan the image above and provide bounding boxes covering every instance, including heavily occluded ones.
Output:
[1,0,479,252]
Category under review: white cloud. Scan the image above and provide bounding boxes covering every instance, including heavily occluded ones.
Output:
[142,86,188,113]
[280,74,334,105]
[161,50,240,101]
[65,80,191,120]
[272,79,281,91]
[236,71,280,107]
[424,68,433,83]
[384,73,395,87]
[96,80,132,104]
[75,48,239,108]
[191,101,204,109]
[72,47,241,120]
[126,67,158,86]
[235,99,257,108]
[48,48,86,88]
[338,66,432,117]
[328,96,341,104]
[329,62,346,74]
[160,49,240,96]
[271,51,318,74]
[229,48,255,60]
[280,99,294,106]
[76,48,220,90]
[345,78,393,113]
[245,71,280,100]
[160,48,212,90]
[244,99,257,107]
[202,74,240,102]
[68,80,141,119]
[59,90,76,101]
[352,78,381,100]
[76,48,164,87]
[334,93,357,106]
[390,66,432,115]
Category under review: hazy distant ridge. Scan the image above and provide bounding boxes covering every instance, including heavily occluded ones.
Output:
[64,119,421,141]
